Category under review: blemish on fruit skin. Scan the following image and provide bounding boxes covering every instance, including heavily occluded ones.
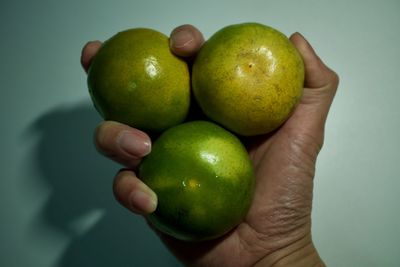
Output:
[128,81,137,91]
[188,179,201,188]
[182,179,201,188]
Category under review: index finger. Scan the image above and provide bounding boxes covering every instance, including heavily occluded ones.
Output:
[81,40,102,73]
[169,24,205,57]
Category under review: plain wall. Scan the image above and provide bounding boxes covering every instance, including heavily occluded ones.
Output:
[1,0,399,266]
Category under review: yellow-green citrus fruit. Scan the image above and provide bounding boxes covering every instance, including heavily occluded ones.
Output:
[88,28,190,133]
[139,121,255,241]
[192,23,305,136]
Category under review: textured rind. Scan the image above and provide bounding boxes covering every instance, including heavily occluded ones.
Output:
[139,121,255,241]
[192,23,305,136]
[88,28,190,133]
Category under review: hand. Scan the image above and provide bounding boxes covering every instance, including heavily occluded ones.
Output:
[81,25,338,267]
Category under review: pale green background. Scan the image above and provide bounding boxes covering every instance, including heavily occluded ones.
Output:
[1,0,399,266]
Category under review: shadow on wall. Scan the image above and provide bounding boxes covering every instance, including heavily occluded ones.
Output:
[30,101,180,267]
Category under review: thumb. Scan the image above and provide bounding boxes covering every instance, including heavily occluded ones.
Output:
[283,33,339,147]
[290,32,339,90]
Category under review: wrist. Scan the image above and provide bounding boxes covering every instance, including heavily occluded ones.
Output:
[254,235,325,267]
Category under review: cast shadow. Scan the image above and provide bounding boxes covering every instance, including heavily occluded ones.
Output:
[30,101,180,267]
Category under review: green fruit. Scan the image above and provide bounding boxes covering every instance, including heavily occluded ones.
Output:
[192,23,305,136]
[139,121,255,241]
[88,28,190,133]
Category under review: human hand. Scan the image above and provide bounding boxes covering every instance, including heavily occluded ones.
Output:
[81,24,338,267]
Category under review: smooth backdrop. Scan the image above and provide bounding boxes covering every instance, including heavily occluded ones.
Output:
[1,0,399,266]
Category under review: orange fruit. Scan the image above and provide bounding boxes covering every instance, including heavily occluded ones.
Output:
[192,23,305,136]
[139,121,255,241]
[87,28,190,133]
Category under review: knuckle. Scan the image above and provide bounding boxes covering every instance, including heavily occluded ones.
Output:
[287,133,319,177]
[113,169,136,201]
[94,121,110,152]
[113,172,124,203]
[94,121,123,154]
[328,70,340,89]
[113,168,131,186]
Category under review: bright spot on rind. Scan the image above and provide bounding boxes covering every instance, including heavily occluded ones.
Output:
[235,65,244,77]
[200,151,219,164]
[258,46,276,73]
[144,56,159,78]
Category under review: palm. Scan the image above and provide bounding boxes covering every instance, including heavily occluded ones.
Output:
[160,87,324,267]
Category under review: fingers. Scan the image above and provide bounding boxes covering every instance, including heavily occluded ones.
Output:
[81,40,102,73]
[113,169,157,215]
[95,121,151,168]
[169,24,205,57]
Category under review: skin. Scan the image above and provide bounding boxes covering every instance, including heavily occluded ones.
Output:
[88,29,190,133]
[192,23,305,136]
[140,121,255,241]
[81,24,339,267]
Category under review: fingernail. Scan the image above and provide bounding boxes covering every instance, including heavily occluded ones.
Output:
[294,31,303,38]
[129,188,157,214]
[170,29,194,48]
[117,130,151,157]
